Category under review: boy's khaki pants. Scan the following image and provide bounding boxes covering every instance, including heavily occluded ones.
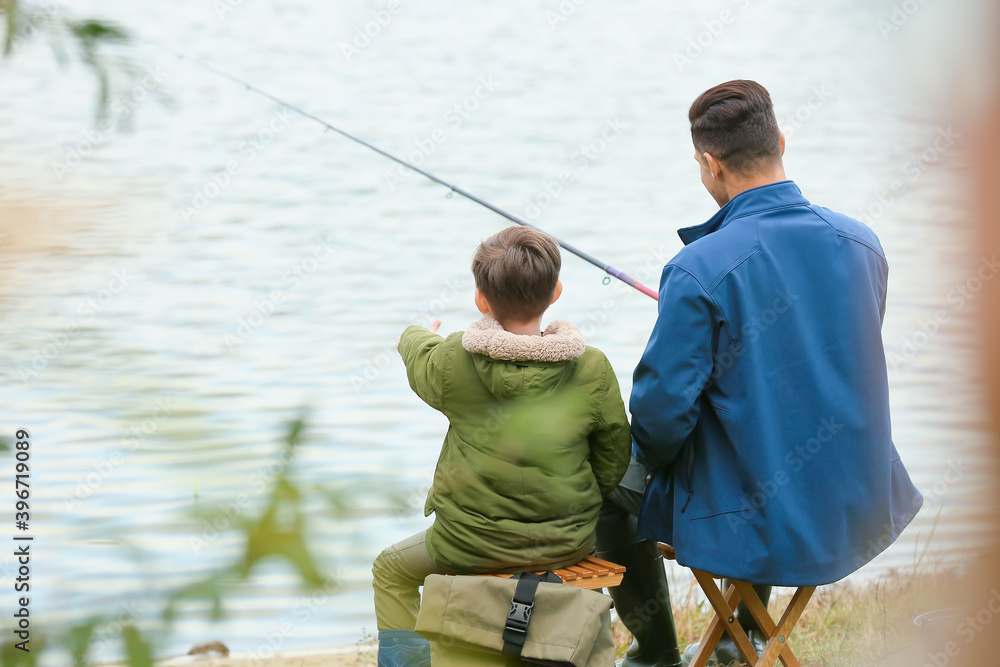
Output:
[372,530,447,630]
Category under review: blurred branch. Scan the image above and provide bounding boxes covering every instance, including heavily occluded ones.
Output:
[0,0,136,119]
[2,413,337,666]
[66,19,129,116]
[1,0,16,56]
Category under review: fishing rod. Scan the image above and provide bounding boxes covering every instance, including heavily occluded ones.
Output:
[163,47,659,301]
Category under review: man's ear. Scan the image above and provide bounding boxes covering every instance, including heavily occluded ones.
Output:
[551,280,563,305]
[779,130,786,156]
[704,152,723,181]
[474,288,491,315]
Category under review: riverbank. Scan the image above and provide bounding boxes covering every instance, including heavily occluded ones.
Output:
[156,645,376,667]
[151,564,963,666]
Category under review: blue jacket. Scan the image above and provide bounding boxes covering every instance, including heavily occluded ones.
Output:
[631,181,922,586]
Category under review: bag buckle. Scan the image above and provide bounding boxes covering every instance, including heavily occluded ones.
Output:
[505,601,533,634]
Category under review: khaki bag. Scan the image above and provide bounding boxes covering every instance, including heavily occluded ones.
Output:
[415,573,615,667]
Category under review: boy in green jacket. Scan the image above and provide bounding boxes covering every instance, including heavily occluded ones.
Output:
[373,226,632,667]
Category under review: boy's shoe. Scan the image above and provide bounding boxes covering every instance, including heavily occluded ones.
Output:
[680,630,767,666]
[377,629,432,667]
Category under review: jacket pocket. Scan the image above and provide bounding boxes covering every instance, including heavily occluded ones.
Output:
[684,507,751,559]
[690,507,752,521]
[707,400,742,455]
[682,402,743,519]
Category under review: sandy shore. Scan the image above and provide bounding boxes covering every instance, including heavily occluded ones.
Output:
[156,646,376,667]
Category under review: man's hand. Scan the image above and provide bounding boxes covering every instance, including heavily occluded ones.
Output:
[397,320,442,350]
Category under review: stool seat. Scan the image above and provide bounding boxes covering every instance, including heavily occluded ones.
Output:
[659,543,815,667]
[478,554,625,590]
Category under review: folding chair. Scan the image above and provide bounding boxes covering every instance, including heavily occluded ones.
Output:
[659,544,815,667]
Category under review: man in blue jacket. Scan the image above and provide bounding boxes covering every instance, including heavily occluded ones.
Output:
[597,80,923,666]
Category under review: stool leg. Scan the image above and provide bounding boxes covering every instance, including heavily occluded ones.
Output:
[756,586,815,667]
[733,583,771,638]
[690,570,758,665]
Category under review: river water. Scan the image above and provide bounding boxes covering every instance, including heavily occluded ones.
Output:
[0,0,992,662]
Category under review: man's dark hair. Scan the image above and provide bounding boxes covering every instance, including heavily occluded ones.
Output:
[689,80,782,176]
[472,226,561,322]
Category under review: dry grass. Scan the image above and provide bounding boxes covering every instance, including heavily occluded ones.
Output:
[613,565,961,666]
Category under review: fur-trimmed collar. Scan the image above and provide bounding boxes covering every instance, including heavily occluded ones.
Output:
[462,315,586,362]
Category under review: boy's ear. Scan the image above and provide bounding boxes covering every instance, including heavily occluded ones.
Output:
[551,280,563,304]
[474,288,491,315]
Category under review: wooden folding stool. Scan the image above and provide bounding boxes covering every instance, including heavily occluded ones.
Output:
[659,544,816,667]
[482,554,626,590]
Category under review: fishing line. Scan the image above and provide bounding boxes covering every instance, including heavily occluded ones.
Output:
[159,46,660,301]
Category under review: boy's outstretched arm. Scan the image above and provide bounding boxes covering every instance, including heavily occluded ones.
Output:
[397,321,446,411]
[588,356,632,496]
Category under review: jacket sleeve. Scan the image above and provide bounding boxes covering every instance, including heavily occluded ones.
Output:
[630,264,717,471]
[588,355,632,497]
[877,256,888,327]
[397,325,448,412]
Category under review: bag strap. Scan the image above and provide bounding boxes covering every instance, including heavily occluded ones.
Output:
[501,571,562,665]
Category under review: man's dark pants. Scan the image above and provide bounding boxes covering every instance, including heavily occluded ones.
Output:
[596,458,771,665]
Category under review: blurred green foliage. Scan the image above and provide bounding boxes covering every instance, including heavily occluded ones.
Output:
[0,415,340,666]
[0,0,138,119]
[121,627,154,667]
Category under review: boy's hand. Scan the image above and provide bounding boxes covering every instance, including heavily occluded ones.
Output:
[397,320,443,350]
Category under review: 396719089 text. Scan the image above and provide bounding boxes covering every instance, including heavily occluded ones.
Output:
[13,429,32,653]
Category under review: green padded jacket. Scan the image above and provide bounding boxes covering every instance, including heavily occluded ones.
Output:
[398,315,631,573]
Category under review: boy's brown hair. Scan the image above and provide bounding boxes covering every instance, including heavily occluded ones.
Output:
[472,226,561,322]
[689,79,782,177]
